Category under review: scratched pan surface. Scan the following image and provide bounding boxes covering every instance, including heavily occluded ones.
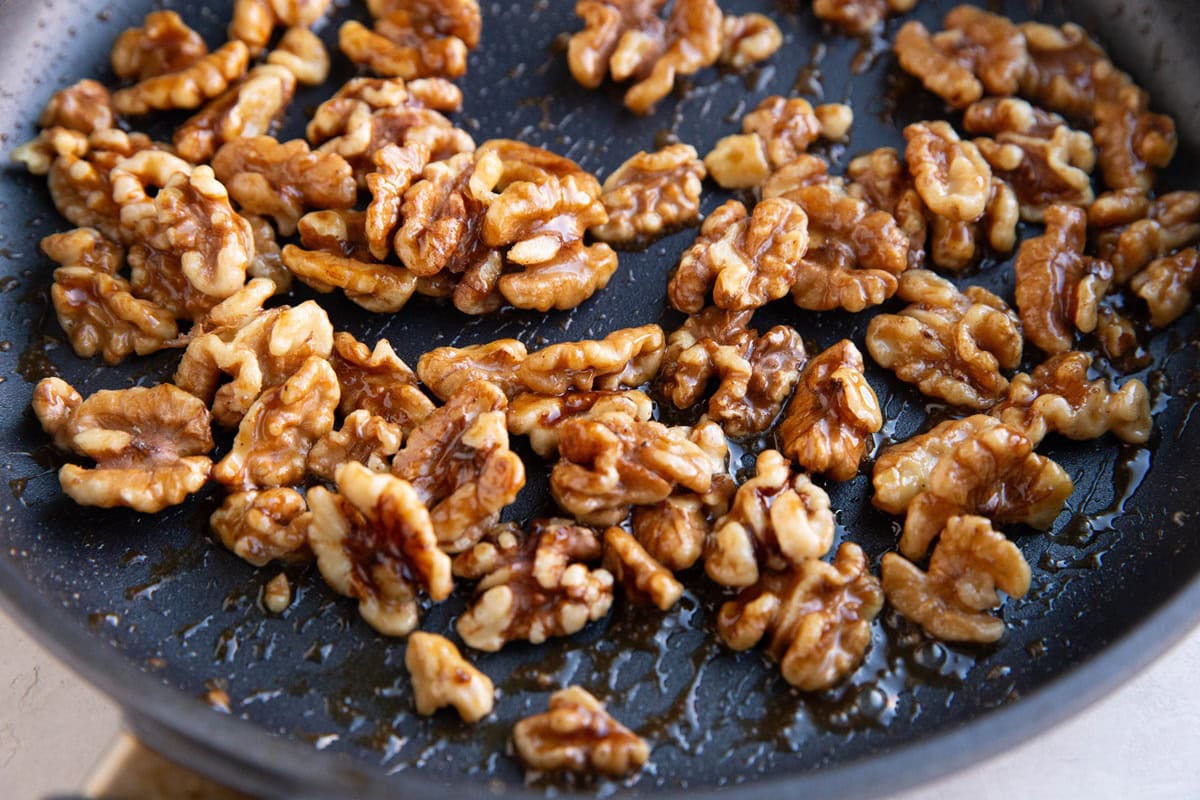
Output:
[1,0,1200,797]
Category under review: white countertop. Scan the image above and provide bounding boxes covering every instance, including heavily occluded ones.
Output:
[2,610,1198,799]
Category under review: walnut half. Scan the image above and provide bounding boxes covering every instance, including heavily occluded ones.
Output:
[405,632,494,722]
[513,686,649,777]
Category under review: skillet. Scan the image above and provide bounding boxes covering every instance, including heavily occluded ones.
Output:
[2,0,1200,796]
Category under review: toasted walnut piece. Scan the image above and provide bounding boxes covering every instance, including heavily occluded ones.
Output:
[213,136,355,236]
[778,340,882,482]
[50,267,177,365]
[867,270,1022,410]
[993,351,1152,446]
[242,214,291,293]
[1015,204,1113,356]
[901,424,1073,559]
[418,339,528,401]
[331,333,433,432]
[893,8,1027,109]
[519,325,664,395]
[112,40,249,116]
[668,199,807,314]
[847,147,928,270]
[632,489,725,573]
[499,240,619,313]
[1094,303,1139,360]
[590,144,704,246]
[11,126,90,177]
[392,380,525,553]
[308,462,452,636]
[405,632,494,722]
[42,129,157,243]
[926,175,1020,272]
[364,143,431,261]
[1093,94,1177,193]
[602,527,683,610]
[32,379,214,514]
[872,415,1000,515]
[704,134,771,190]
[41,228,123,275]
[231,0,334,56]
[267,27,331,86]
[174,64,297,163]
[1019,21,1136,120]
[339,0,481,81]
[307,410,404,481]
[508,390,653,458]
[1090,189,1200,284]
[814,0,916,35]
[513,686,648,777]
[905,121,992,223]
[568,0,664,90]
[211,488,310,566]
[264,573,293,613]
[743,97,853,169]
[1131,248,1200,328]
[963,97,1095,164]
[717,542,883,691]
[706,450,834,588]
[213,357,340,490]
[883,515,1029,643]
[454,519,612,651]
[721,13,782,68]
[39,80,114,134]
[307,76,462,141]
[112,11,208,81]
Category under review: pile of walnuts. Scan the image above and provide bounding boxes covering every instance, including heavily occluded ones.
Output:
[18,0,1189,783]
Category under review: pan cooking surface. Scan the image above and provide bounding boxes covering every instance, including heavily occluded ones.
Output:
[2,0,1200,795]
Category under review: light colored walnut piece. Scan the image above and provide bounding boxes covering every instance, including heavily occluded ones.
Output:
[267,27,332,86]
[742,96,853,169]
[307,410,405,481]
[893,7,1027,109]
[39,80,114,134]
[1089,189,1200,284]
[213,136,356,236]
[1015,204,1113,356]
[41,129,157,243]
[721,13,783,68]
[264,573,293,613]
[992,351,1152,445]
[900,423,1073,559]
[668,198,808,314]
[704,133,771,190]
[338,0,480,80]
[814,0,917,35]
[405,632,494,722]
[210,488,310,566]
[50,266,177,365]
[866,270,1022,410]
[454,519,612,651]
[925,175,1020,272]
[513,686,648,777]
[112,40,250,116]
[366,143,431,261]
[1092,92,1176,193]
[307,462,453,637]
[331,332,433,432]
[392,380,525,553]
[905,121,992,223]
[307,75,462,142]
[507,390,653,458]
[706,449,834,588]
[590,144,704,246]
[213,357,340,490]
[518,325,664,396]
[174,64,297,163]
[11,127,90,178]
[230,0,335,55]
[603,527,683,610]
[41,227,123,275]
[778,340,881,482]
[418,339,528,401]
[717,542,883,691]
[872,415,1001,516]
[847,147,928,271]
[32,378,213,514]
[882,515,1030,643]
[112,10,208,81]
[1131,248,1200,328]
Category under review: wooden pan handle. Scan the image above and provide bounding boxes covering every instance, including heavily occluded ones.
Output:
[84,733,251,800]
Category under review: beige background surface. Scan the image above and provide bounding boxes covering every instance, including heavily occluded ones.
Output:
[1,610,1198,799]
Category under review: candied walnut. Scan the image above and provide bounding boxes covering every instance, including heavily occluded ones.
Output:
[1095,303,1139,360]
[339,0,481,81]
[392,380,525,553]
[32,379,214,514]
[212,357,340,490]
[175,296,334,427]
[590,144,704,246]
[366,143,431,261]
[742,97,854,169]
[267,27,332,86]
[551,411,715,526]
[867,270,1022,410]
[1131,248,1200,328]
[174,64,297,163]
[1093,94,1177,192]
[418,339,528,401]
[872,415,1000,515]
[39,80,114,134]
[230,0,334,55]
[814,0,916,35]
[905,121,992,223]
[43,129,157,243]
[112,40,249,116]
[1089,189,1200,284]
[721,13,782,69]
[704,134,770,190]
[307,76,462,141]
[925,175,1019,272]
[846,148,928,270]
[317,103,472,188]
[11,126,90,178]
[706,450,834,587]
[963,97,1095,163]
[603,527,683,610]
[499,239,618,313]
[893,7,1028,109]
[454,519,612,651]
[900,423,1073,559]
[518,325,664,395]
[41,228,123,275]
[307,462,452,637]
[213,136,355,236]
[405,632,494,722]
[508,390,653,458]
[513,686,648,777]
[659,308,807,438]
[331,333,433,432]
[668,199,807,314]
[50,266,177,365]
[1018,21,1136,120]
[631,488,728,573]
[112,11,207,81]
[307,410,404,481]
[264,573,293,613]
[244,214,291,292]
[778,340,881,482]
[717,542,883,691]
[282,210,420,313]
[210,488,310,566]
[993,351,1151,445]
[882,515,1029,644]
[1014,204,1113,355]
